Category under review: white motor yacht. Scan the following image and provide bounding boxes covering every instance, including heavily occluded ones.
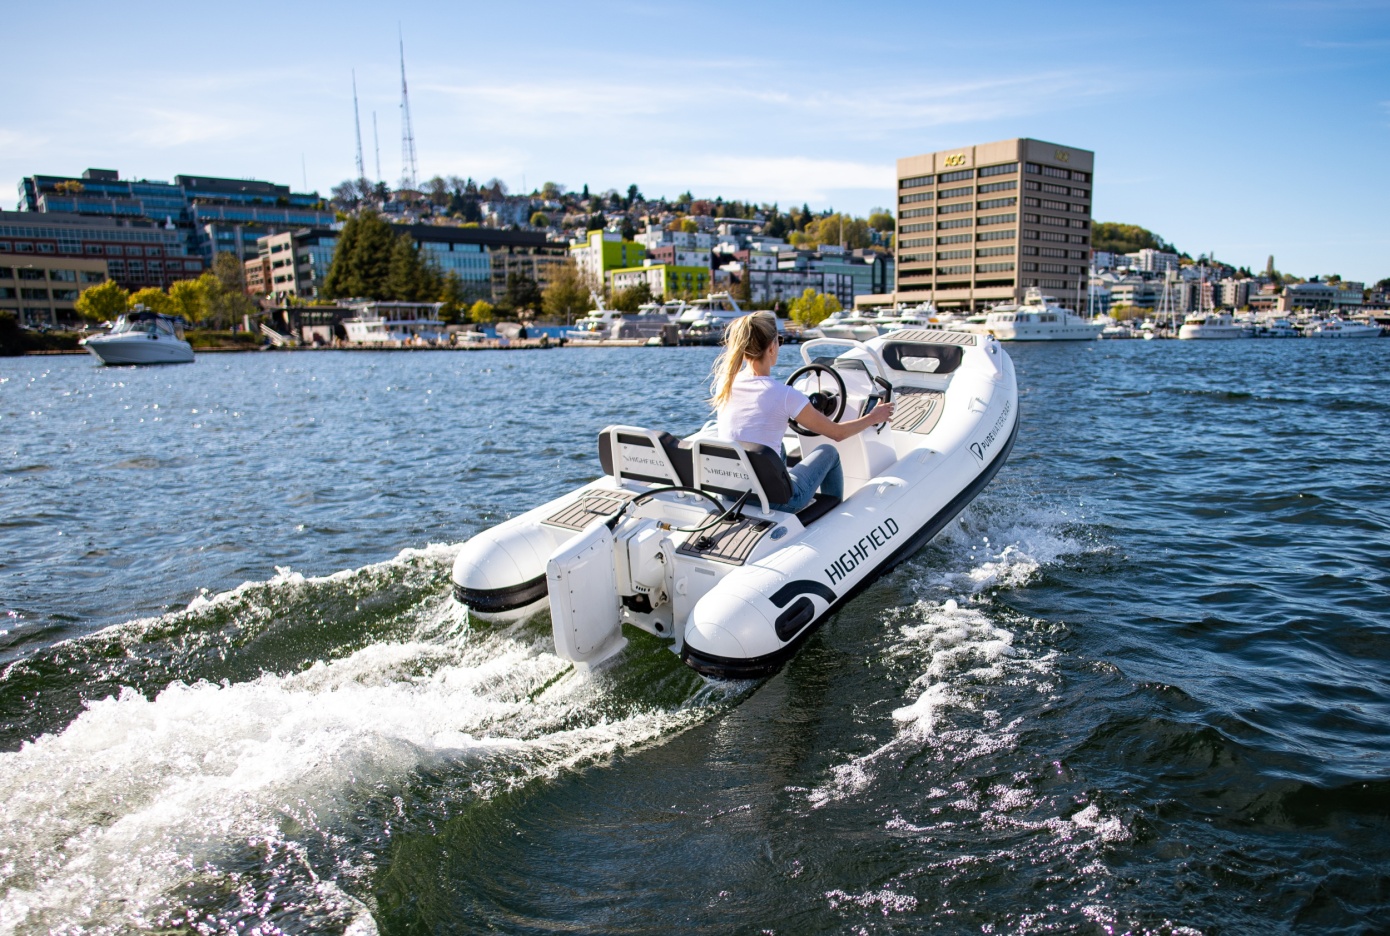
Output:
[1177,311,1252,340]
[1251,316,1300,339]
[342,300,449,345]
[82,308,194,365]
[1305,317,1381,339]
[451,328,1018,678]
[966,289,1102,341]
[807,311,879,342]
[873,303,942,335]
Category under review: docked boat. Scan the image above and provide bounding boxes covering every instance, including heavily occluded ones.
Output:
[966,289,1102,341]
[677,293,788,346]
[1304,317,1381,339]
[342,300,449,345]
[1251,316,1300,339]
[1177,311,1251,340]
[873,303,942,335]
[450,328,1019,679]
[807,311,880,342]
[82,308,194,365]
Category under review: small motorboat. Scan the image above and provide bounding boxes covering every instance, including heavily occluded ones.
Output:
[450,328,1019,679]
[82,308,194,365]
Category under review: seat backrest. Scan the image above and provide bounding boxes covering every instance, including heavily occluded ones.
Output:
[686,438,793,513]
[597,427,691,486]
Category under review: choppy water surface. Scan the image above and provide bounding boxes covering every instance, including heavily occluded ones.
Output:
[1,340,1387,934]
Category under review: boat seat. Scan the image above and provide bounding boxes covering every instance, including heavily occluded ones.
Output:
[598,427,691,486]
[600,427,814,516]
[686,438,793,513]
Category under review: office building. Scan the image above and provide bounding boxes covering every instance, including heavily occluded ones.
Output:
[894,138,1093,311]
[18,168,335,267]
[0,210,197,293]
[0,255,110,327]
[252,228,340,301]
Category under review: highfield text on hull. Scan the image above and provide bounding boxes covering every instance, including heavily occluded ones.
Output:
[451,329,1019,679]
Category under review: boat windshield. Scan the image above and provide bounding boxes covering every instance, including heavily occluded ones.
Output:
[111,314,175,337]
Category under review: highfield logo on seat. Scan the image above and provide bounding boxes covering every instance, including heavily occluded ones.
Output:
[825,518,900,585]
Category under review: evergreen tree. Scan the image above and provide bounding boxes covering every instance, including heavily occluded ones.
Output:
[439,272,469,324]
[386,235,440,301]
[500,271,543,314]
[324,210,397,299]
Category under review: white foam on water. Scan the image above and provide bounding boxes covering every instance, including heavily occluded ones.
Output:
[809,503,1130,869]
[824,887,920,915]
[0,552,716,934]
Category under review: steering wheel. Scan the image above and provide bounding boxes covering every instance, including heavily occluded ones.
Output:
[785,363,847,436]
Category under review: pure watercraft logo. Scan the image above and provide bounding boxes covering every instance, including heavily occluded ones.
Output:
[969,399,1011,462]
[825,518,900,585]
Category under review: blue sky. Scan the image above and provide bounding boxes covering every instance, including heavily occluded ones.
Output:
[6,0,1387,281]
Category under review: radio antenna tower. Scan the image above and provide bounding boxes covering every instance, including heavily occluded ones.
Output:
[373,111,382,183]
[399,27,419,191]
[352,70,366,182]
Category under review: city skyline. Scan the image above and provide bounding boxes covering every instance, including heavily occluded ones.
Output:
[5,0,1387,281]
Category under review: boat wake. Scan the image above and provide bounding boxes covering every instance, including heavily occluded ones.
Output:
[0,545,731,935]
[805,499,1139,921]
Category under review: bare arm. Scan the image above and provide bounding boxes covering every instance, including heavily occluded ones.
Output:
[793,400,894,442]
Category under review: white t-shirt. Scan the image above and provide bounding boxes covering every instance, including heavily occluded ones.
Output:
[716,373,811,451]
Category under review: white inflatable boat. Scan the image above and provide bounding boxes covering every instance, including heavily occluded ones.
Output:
[451,328,1019,679]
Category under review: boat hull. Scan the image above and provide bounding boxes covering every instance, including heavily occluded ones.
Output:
[680,416,1018,678]
[450,330,1019,679]
[84,335,195,365]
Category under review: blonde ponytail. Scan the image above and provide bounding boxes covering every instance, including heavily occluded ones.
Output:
[709,312,778,410]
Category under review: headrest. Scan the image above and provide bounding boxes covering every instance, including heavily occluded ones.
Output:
[598,428,691,486]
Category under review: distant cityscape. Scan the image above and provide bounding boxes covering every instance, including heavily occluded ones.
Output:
[2,135,1386,333]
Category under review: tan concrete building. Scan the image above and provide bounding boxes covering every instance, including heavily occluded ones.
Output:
[0,255,110,327]
[895,138,1094,311]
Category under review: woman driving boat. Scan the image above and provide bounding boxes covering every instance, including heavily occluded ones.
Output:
[710,312,894,513]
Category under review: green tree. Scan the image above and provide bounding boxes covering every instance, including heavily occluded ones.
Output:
[541,181,565,200]
[530,211,550,228]
[468,300,496,325]
[541,260,592,322]
[129,287,175,314]
[385,235,439,301]
[74,279,129,323]
[0,311,27,356]
[788,287,841,327]
[168,278,208,323]
[324,210,396,299]
[1091,222,1176,256]
[198,253,257,329]
[679,218,698,234]
[438,272,469,324]
[499,271,543,314]
[795,213,872,250]
[611,281,653,313]
[867,210,895,233]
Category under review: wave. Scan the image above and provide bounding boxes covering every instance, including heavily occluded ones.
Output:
[0,544,731,934]
[807,500,1135,886]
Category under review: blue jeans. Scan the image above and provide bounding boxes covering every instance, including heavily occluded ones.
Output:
[770,445,842,513]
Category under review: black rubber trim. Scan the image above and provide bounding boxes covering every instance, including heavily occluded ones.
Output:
[452,573,548,613]
[682,414,1019,680]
